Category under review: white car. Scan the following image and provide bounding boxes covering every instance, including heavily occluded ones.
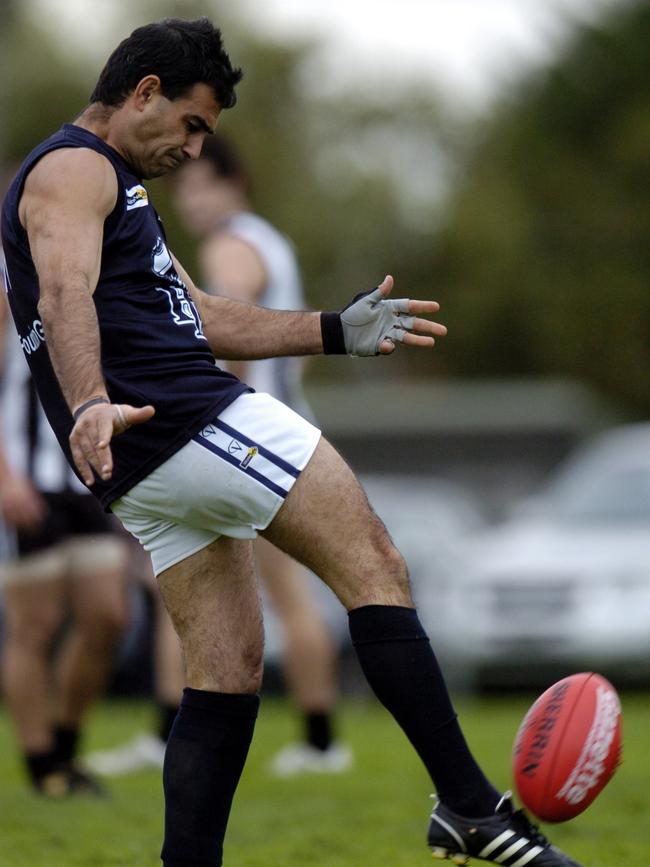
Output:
[433,423,650,685]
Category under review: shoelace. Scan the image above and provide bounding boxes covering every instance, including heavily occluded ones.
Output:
[495,793,550,849]
[508,807,551,848]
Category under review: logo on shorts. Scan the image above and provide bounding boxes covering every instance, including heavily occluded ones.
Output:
[241,447,258,469]
[228,439,243,455]
[228,439,257,468]
[201,424,217,438]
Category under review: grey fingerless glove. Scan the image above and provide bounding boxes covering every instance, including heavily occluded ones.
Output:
[320,286,415,356]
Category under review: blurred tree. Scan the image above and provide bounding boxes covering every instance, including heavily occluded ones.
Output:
[433,0,650,416]
[0,0,18,165]
[2,13,89,162]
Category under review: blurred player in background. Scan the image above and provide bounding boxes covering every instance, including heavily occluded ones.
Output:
[172,134,351,777]
[0,256,130,795]
[84,541,186,776]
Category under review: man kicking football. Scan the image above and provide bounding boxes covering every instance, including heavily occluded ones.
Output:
[2,16,581,867]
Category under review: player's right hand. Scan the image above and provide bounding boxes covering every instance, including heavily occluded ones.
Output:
[0,473,46,531]
[69,402,155,486]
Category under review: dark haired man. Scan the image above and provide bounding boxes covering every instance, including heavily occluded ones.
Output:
[1,17,581,867]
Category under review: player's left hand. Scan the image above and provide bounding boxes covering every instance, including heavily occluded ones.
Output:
[329,275,447,356]
[372,275,447,355]
[0,472,47,531]
[69,402,155,486]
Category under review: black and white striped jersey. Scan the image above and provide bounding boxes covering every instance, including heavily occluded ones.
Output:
[1,248,84,494]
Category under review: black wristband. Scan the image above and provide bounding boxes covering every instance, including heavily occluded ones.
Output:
[320,312,346,355]
[73,396,110,422]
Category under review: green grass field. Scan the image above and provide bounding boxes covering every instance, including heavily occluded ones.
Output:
[0,692,647,866]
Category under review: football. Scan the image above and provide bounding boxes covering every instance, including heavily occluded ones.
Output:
[512,672,622,822]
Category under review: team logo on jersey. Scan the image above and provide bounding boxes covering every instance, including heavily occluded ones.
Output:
[19,319,46,355]
[152,237,173,276]
[125,184,149,211]
[152,238,207,341]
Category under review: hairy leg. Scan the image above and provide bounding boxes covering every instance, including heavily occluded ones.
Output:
[156,536,263,693]
[262,436,411,609]
[263,435,499,817]
[156,537,263,867]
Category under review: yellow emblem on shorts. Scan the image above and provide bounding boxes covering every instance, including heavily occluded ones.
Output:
[240,446,257,469]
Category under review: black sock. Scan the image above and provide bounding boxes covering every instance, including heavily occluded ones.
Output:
[158,703,180,745]
[26,749,59,786]
[349,605,500,817]
[305,712,332,752]
[161,688,259,867]
[53,725,79,765]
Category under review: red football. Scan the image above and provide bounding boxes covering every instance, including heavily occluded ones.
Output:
[512,672,622,822]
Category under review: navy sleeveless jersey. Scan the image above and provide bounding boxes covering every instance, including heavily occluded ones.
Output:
[1,124,249,508]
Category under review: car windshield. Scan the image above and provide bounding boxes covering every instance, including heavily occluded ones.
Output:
[544,461,650,524]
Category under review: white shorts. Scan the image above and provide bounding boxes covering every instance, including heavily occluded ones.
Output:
[111,392,321,575]
[0,536,127,587]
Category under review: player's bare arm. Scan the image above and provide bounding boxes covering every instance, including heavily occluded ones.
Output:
[23,148,115,408]
[173,255,447,360]
[0,440,46,531]
[200,233,267,381]
[200,233,267,303]
[22,148,154,485]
